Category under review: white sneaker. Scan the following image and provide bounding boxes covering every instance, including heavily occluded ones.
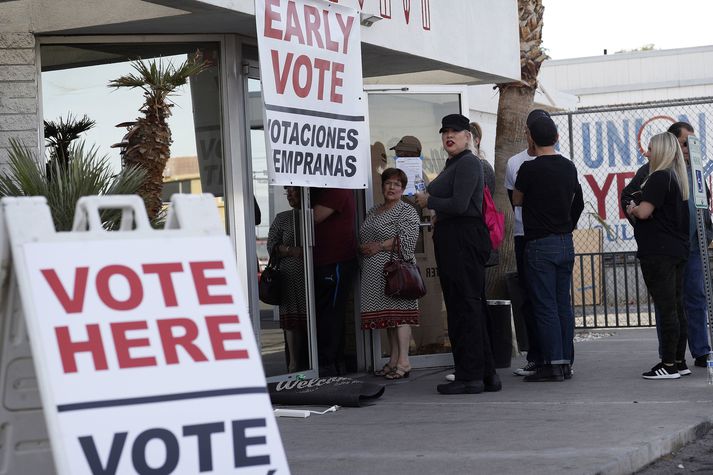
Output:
[513,361,537,376]
[445,373,455,381]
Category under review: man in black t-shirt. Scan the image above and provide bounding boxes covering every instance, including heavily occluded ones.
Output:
[513,110,584,382]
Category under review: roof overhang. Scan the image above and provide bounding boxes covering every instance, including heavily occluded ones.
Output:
[36,0,521,85]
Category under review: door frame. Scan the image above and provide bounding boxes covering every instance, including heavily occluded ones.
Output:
[364,84,470,370]
[239,51,321,382]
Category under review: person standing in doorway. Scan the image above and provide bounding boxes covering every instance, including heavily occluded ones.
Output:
[312,187,357,377]
[623,122,710,373]
[513,109,584,382]
[359,168,420,380]
[415,113,500,395]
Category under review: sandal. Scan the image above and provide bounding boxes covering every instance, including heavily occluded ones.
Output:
[385,366,411,380]
[374,363,397,377]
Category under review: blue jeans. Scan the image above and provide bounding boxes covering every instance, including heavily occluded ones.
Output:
[683,247,710,358]
[525,234,575,365]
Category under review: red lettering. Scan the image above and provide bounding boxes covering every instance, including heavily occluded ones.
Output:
[313,58,330,100]
[271,50,293,94]
[96,265,143,311]
[190,261,233,305]
[206,315,248,360]
[292,55,313,98]
[263,0,282,40]
[617,172,635,219]
[330,62,344,103]
[111,321,157,369]
[335,14,355,53]
[585,173,615,220]
[157,318,209,365]
[322,9,339,52]
[55,324,108,373]
[284,0,305,44]
[303,5,323,48]
[142,263,183,307]
[41,267,88,314]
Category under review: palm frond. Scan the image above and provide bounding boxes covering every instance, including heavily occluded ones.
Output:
[0,139,147,231]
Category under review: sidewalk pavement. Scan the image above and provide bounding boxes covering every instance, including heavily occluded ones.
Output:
[275,328,713,475]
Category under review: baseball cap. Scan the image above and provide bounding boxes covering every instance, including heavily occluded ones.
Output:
[390,135,422,155]
[526,109,558,146]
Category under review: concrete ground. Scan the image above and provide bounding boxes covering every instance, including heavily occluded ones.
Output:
[275,328,713,475]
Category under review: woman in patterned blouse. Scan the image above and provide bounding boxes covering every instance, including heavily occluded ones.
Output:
[359,168,420,380]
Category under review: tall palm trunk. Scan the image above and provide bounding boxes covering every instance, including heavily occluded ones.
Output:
[121,96,173,220]
[488,0,546,298]
[109,54,208,220]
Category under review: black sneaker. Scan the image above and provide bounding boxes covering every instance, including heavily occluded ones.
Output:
[695,355,709,368]
[642,362,680,380]
[677,361,691,376]
[513,361,537,376]
[523,364,564,382]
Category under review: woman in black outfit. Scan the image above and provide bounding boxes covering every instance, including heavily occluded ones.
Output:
[415,113,500,394]
[626,132,690,380]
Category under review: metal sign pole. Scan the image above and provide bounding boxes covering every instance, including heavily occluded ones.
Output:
[687,136,713,383]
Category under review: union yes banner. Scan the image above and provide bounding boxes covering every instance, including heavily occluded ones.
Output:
[256,0,369,188]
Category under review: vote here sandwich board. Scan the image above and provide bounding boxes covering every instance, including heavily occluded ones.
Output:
[256,0,369,189]
[3,196,289,474]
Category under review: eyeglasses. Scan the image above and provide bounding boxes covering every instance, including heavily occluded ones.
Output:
[383,180,403,188]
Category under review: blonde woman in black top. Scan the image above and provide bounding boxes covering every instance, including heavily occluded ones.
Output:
[626,132,690,379]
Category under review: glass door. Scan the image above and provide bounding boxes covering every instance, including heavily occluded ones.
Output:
[244,63,319,381]
[365,86,468,369]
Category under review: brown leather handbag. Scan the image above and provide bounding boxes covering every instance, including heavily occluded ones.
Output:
[383,235,427,299]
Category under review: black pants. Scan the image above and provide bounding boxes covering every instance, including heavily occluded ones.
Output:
[639,255,688,364]
[314,259,356,375]
[434,218,495,381]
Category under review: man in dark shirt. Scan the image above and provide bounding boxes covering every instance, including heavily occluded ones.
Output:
[311,187,357,376]
[513,109,584,382]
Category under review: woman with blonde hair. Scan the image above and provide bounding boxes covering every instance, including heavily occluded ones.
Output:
[626,132,690,380]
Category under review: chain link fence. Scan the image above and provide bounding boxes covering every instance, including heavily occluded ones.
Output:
[550,97,713,328]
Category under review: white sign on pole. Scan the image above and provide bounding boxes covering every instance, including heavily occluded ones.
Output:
[3,195,289,474]
[255,0,369,189]
[688,136,708,209]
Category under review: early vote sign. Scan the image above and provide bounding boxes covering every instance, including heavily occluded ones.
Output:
[15,235,288,474]
[256,0,369,188]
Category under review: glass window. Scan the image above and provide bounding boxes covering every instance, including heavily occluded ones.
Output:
[40,42,225,224]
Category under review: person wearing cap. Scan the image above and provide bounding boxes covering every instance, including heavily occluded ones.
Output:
[621,122,712,372]
[391,135,422,157]
[512,109,584,382]
[415,113,500,395]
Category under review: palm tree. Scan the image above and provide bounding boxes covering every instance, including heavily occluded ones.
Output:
[108,53,209,220]
[0,139,146,231]
[44,113,96,171]
[489,0,546,298]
